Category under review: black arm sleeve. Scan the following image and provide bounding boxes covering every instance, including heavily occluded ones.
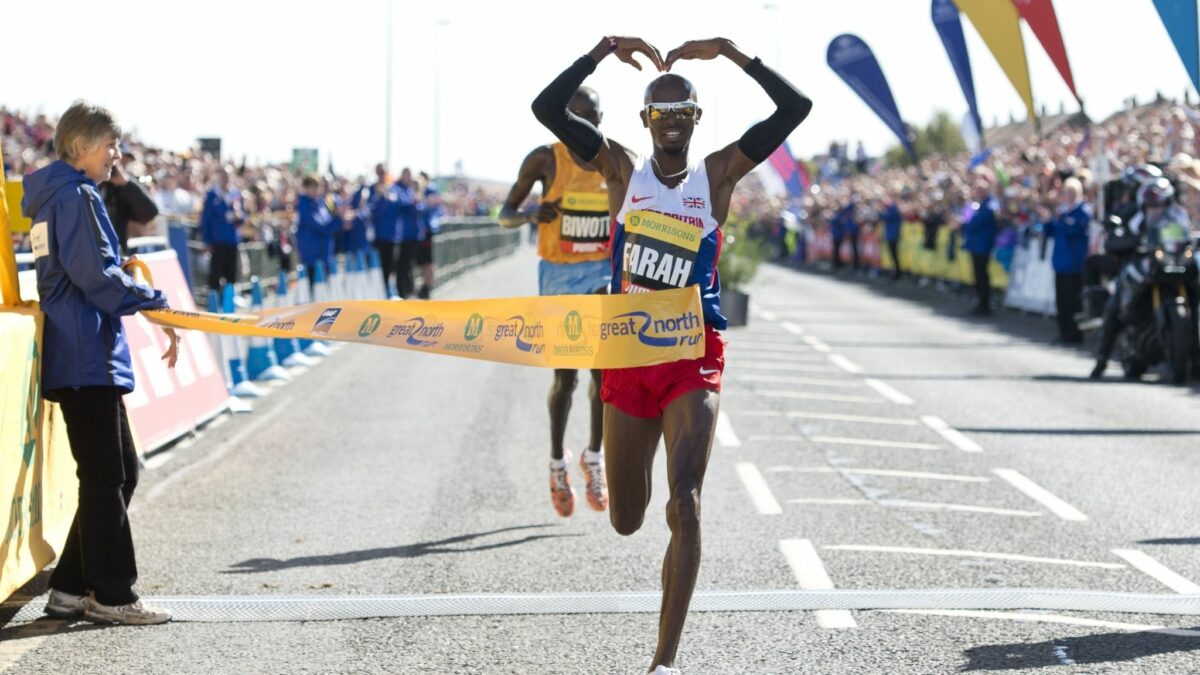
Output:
[531,55,603,162]
[736,57,814,163]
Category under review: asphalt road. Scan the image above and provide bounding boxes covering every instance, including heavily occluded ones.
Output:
[3,246,1199,674]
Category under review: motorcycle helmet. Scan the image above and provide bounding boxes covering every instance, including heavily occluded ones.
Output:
[1138,177,1175,208]
[1122,163,1164,188]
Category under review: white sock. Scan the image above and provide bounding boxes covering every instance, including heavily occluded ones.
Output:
[549,457,566,469]
[582,448,602,465]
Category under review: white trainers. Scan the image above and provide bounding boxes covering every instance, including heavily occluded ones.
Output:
[83,596,172,625]
[44,589,87,618]
[651,666,682,675]
[580,448,608,512]
[549,453,576,517]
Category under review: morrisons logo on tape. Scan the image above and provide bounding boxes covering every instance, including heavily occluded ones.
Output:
[563,311,584,342]
[358,314,382,338]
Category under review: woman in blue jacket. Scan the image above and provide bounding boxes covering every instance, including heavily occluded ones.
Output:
[295,175,341,290]
[22,102,175,625]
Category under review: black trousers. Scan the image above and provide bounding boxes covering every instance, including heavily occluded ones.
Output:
[1055,273,1084,342]
[397,241,421,298]
[831,235,844,268]
[374,240,398,297]
[208,243,239,293]
[48,386,140,606]
[887,240,901,277]
[971,253,992,311]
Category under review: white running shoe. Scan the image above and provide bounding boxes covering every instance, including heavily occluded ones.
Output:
[549,453,576,517]
[44,589,86,618]
[83,596,172,625]
[580,449,608,512]
[651,666,682,675]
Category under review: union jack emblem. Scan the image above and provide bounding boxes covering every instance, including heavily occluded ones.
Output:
[683,197,706,208]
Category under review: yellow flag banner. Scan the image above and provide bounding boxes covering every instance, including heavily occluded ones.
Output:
[955,0,1036,122]
[1,147,22,307]
[142,286,707,369]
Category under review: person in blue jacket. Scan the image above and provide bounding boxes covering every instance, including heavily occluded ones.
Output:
[22,101,175,625]
[831,196,860,271]
[881,190,904,279]
[1042,177,1090,343]
[368,164,401,297]
[394,167,421,298]
[961,178,998,316]
[295,175,340,289]
[415,172,442,299]
[345,179,372,257]
[199,167,244,293]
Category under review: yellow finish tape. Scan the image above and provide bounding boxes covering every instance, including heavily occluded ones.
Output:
[126,256,705,369]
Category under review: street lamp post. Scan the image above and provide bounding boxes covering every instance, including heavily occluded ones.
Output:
[385,0,394,169]
[433,19,450,178]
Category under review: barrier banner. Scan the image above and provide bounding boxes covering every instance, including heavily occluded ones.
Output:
[1,308,77,601]
[122,251,230,452]
[139,285,707,370]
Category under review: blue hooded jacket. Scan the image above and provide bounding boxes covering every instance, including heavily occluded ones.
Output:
[22,160,166,395]
[1046,201,1092,274]
[345,185,371,252]
[882,203,903,243]
[395,183,420,242]
[962,197,998,255]
[200,186,243,245]
[368,182,399,243]
[295,193,339,267]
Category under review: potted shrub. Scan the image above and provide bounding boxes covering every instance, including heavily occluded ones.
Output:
[717,220,767,327]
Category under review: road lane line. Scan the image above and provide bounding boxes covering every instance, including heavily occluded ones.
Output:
[780,321,805,336]
[779,539,857,628]
[992,469,1087,521]
[920,415,983,453]
[735,463,782,515]
[731,341,812,352]
[827,354,863,374]
[748,435,809,442]
[758,309,778,321]
[738,361,843,373]
[728,351,828,362]
[1111,549,1200,593]
[736,374,862,388]
[788,499,1041,517]
[809,436,942,450]
[863,378,914,405]
[803,336,831,353]
[715,411,742,448]
[758,390,882,404]
[787,411,919,426]
[766,467,990,482]
[822,545,1124,569]
[879,609,1200,637]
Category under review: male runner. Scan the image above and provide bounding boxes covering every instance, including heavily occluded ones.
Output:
[500,87,611,517]
[532,36,811,673]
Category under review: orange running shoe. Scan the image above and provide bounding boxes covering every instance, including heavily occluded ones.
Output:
[550,453,575,517]
[580,448,608,512]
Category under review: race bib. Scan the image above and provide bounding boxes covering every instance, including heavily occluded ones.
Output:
[559,191,610,254]
[621,210,701,294]
[30,221,49,259]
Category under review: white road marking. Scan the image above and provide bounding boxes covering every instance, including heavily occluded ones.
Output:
[758,390,882,404]
[736,374,862,388]
[822,545,1125,569]
[803,336,832,353]
[788,499,1042,517]
[827,354,864,374]
[737,361,842,373]
[920,415,983,453]
[780,321,805,336]
[862,378,915,405]
[758,309,778,321]
[809,436,942,450]
[779,539,857,629]
[731,341,811,352]
[735,463,782,515]
[715,411,742,448]
[1111,549,1200,593]
[728,351,827,362]
[766,467,990,483]
[992,469,1088,522]
[879,609,1200,637]
[787,411,919,426]
[748,435,808,442]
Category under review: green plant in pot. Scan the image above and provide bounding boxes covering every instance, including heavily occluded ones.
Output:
[717,218,767,327]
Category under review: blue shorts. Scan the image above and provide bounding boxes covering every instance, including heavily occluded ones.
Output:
[538,259,611,296]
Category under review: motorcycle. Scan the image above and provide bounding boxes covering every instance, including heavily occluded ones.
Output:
[1110,220,1197,383]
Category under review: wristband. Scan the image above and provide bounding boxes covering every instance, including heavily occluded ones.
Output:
[606,36,618,52]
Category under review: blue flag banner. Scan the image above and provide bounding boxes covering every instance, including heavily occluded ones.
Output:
[931,0,983,140]
[826,34,915,160]
[1152,0,1200,93]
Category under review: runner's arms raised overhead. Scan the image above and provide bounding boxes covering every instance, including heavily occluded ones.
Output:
[531,37,664,192]
[665,39,812,214]
[499,146,557,228]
